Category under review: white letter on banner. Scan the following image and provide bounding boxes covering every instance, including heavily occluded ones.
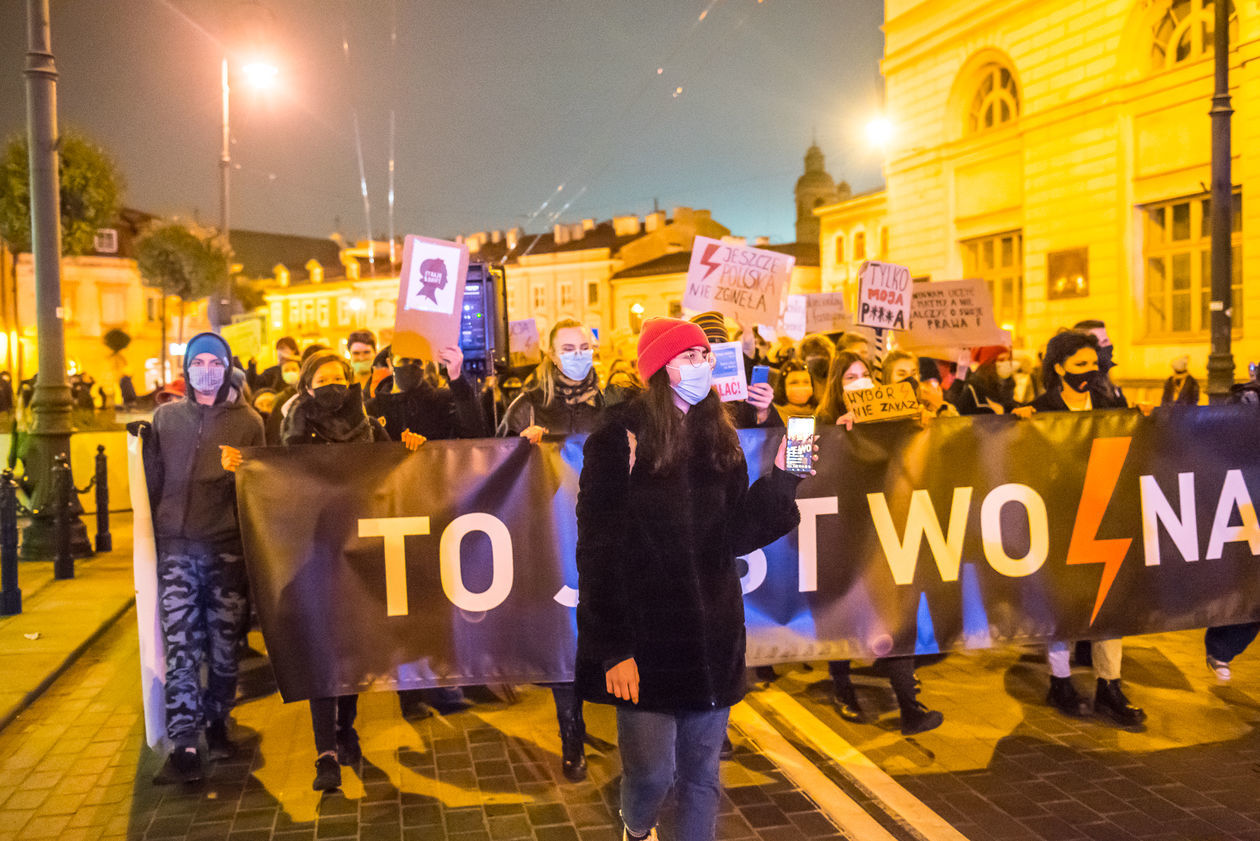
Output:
[868,488,973,585]
[1139,473,1199,565]
[1206,470,1260,559]
[358,517,430,617]
[796,497,838,592]
[439,514,515,611]
[740,549,767,594]
[980,484,1048,577]
[554,585,578,608]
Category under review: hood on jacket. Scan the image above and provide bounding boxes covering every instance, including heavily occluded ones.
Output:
[183,331,234,405]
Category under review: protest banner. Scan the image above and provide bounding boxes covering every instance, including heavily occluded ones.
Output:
[127,432,165,748]
[221,319,263,363]
[236,407,1260,702]
[898,278,1012,357]
[845,381,921,423]
[781,295,807,340]
[856,260,912,330]
[805,292,852,334]
[508,319,542,366]
[683,236,793,327]
[710,341,747,402]
[393,235,469,361]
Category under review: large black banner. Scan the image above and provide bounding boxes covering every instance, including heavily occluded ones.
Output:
[237,406,1260,702]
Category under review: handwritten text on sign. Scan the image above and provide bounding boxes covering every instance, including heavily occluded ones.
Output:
[683,236,793,326]
[846,381,921,423]
[898,279,1010,354]
[857,261,912,330]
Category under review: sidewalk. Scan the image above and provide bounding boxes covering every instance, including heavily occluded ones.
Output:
[0,518,136,732]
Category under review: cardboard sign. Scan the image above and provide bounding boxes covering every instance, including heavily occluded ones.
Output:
[683,236,793,327]
[781,295,807,340]
[856,261,912,330]
[508,319,542,366]
[220,319,263,363]
[846,381,921,423]
[897,278,1012,357]
[710,341,748,402]
[393,235,469,360]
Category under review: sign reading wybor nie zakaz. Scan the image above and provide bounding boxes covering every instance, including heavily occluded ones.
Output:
[236,407,1260,702]
[682,236,793,326]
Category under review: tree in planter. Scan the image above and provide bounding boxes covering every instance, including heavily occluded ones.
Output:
[0,131,123,255]
[135,223,228,384]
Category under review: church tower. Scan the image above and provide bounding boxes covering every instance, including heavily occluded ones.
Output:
[794,144,840,244]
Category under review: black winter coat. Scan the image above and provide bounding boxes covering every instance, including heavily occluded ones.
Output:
[501,384,604,436]
[574,399,802,711]
[145,391,265,555]
[1030,384,1128,413]
[282,384,389,445]
[366,376,484,441]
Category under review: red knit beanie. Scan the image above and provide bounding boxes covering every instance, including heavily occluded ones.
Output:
[637,317,711,382]
[972,345,1011,368]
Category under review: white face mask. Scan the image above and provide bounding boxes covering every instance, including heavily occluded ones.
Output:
[668,361,713,405]
[557,349,594,382]
[995,361,1013,379]
[843,376,875,392]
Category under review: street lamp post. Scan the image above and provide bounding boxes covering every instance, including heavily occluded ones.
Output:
[1206,0,1235,402]
[217,56,232,330]
[21,0,90,562]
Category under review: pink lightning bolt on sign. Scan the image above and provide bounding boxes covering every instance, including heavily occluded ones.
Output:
[682,235,793,327]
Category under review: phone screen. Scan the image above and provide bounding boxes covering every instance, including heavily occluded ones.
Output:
[751,365,771,386]
[785,416,815,474]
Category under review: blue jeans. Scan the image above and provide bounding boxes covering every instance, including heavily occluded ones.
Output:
[616,705,730,841]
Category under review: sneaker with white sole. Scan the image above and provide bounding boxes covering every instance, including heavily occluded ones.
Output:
[622,827,659,841]
[1207,655,1232,681]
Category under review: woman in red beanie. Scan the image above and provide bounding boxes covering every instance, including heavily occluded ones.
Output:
[574,317,811,841]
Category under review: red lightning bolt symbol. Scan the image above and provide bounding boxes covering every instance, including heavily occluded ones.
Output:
[698,242,722,280]
[1065,436,1133,625]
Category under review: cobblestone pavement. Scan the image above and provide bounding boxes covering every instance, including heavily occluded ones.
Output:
[0,613,845,841]
[772,629,1260,841]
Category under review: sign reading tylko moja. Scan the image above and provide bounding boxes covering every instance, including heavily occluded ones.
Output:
[234,408,1260,702]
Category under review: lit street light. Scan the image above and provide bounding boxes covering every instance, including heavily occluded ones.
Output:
[865,115,894,151]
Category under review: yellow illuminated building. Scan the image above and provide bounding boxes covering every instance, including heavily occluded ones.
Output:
[817,0,1255,385]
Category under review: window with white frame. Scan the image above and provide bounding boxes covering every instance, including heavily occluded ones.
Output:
[967,64,1020,134]
[1150,0,1237,71]
[1143,192,1242,337]
[961,231,1024,337]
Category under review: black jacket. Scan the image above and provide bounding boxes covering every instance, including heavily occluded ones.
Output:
[1030,385,1128,413]
[144,386,265,555]
[366,376,484,441]
[574,399,801,711]
[1161,374,1200,406]
[501,383,605,436]
[282,384,389,445]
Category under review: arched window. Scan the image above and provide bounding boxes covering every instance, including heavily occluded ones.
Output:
[1150,0,1237,70]
[967,64,1020,134]
[834,234,845,265]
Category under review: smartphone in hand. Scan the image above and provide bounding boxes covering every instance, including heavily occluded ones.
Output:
[785,415,815,475]
[751,365,771,386]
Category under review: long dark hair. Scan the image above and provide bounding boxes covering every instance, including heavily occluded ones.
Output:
[636,368,742,475]
[1042,331,1098,392]
[817,351,872,424]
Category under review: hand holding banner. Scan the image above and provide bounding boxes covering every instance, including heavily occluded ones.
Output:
[683,236,793,327]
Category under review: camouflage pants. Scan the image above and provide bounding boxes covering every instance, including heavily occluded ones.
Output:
[157,549,249,747]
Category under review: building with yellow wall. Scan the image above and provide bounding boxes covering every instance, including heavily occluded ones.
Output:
[817,0,1253,385]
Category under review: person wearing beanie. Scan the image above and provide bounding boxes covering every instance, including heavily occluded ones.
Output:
[137,331,265,784]
[575,317,810,841]
[687,312,783,431]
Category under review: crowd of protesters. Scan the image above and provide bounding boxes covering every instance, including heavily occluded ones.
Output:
[131,313,1259,841]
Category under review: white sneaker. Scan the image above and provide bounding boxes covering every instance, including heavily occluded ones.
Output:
[1207,655,1232,681]
[622,828,659,841]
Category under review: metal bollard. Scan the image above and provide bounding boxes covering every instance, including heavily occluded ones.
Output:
[94,444,111,553]
[52,454,73,580]
[0,469,19,615]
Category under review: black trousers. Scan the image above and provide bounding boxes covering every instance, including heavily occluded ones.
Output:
[309,694,359,754]
[1206,623,1260,663]
[829,657,918,712]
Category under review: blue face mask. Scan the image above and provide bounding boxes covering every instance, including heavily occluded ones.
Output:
[558,349,593,382]
[669,360,713,405]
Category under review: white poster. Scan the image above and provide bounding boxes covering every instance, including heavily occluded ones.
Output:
[682,236,794,327]
[856,260,912,330]
[710,341,748,403]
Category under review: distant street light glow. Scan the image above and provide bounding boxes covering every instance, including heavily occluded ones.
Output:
[866,115,895,149]
[242,61,279,89]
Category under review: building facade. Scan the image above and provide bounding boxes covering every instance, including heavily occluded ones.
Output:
[817,0,1255,384]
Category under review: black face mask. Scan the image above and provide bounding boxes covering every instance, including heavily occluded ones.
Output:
[312,383,349,409]
[1062,370,1100,394]
[393,364,424,392]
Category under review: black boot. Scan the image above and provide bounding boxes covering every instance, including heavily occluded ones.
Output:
[832,685,864,722]
[154,746,203,785]
[899,702,944,736]
[559,717,586,783]
[1047,676,1091,717]
[206,719,235,761]
[1094,678,1146,727]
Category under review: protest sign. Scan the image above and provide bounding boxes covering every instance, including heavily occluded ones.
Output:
[683,236,793,327]
[897,278,1011,357]
[805,292,851,334]
[845,381,921,423]
[508,319,542,366]
[781,295,807,340]
[856,260,912,330]
[221,319,263,363]
[393,235,469,361]
[710,341,747,402]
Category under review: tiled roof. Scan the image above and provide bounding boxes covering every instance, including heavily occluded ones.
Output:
[229,230,343,281]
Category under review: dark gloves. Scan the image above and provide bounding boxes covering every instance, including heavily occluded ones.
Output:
[126,420,151,438]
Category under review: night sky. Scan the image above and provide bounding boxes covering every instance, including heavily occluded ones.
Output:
[0,0,885,245]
